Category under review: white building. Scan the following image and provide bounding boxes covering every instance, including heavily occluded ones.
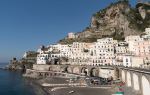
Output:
[68,32,75,39]
[115,46,127,54]
[142,28,150,39]
[126,39,150,56]
[123,55,132,67]
[70,42,92,65]
[36,29,150,67]
[37,53,50,64]
[90,38,116,66]
[123,55,144,67]
[125,35,143,53]
[48,44,71,58]
[145,28,150,34]
[125,35,143,43]
[115,41,128,66]
[36,43,73,64]
[36,45,60,65]
[59,44,71,58]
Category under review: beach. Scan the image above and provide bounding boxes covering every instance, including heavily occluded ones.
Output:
[32,76,116,95]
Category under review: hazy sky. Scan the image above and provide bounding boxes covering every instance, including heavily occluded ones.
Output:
[0,0,139,62]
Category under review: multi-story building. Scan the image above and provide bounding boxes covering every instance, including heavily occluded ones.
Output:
[125,35,143,53]
[36,28,150,68]
[70,42,92,65]
[115,46,127,54]
[116,41,128,54]
[125,35,143,43]
[47,44,71,58]
[37,53,50,65]
[115,41,128,65]
[90,38,116,66]
[37,44,72,64]
[133,40,150,56]
[126,36,144,54]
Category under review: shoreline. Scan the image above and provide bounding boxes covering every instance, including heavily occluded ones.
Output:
[21,76,51,95]
[0,68,120,95]
[0,68,48,95]
[29,79,50,95]
[28,76,116,95]
[1,67,118,95]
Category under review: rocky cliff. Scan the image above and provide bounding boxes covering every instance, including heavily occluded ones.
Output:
[59,1,150,44]
[6,51,38,70]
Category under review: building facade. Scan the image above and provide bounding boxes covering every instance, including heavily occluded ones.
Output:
[90,38,116,66]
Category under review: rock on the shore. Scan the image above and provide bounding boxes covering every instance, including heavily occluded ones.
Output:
[7,57,35,71]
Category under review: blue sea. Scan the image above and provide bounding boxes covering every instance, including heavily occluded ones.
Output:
[0,63,36,95]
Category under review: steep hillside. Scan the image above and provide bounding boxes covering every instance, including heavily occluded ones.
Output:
[59,1,150,44]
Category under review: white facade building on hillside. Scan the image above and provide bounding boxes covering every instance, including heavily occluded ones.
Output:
[145,28,150,34]
[36,43,74,65]
[90,38,117,66]
[48,44,71,58]
[36,44,67,64]
[125,36,143,53]
[115,46,127,54]
[48,44,61,52]
[59,44,71,58]
[123,55,144,67]
[123,55,132,67]
[142,28,150,39]
[70,42,92,65]
[115,41,128,65]
[126,36,144,54]
[125,35,143,43]
[132,40,150,56]
[37,53,50,64]
[35,28,150,68]
[68,32,75,39]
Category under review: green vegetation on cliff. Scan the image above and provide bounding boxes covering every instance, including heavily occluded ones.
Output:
[59,1,150,44]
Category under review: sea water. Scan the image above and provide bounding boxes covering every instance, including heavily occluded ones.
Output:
[0,63,36,95]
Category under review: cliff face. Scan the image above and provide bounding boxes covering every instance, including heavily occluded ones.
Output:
[59,1,150,44]
[91,1,150,37]
[6,51,38,70]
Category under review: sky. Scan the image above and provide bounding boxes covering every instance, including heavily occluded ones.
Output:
[0,0,140,63]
